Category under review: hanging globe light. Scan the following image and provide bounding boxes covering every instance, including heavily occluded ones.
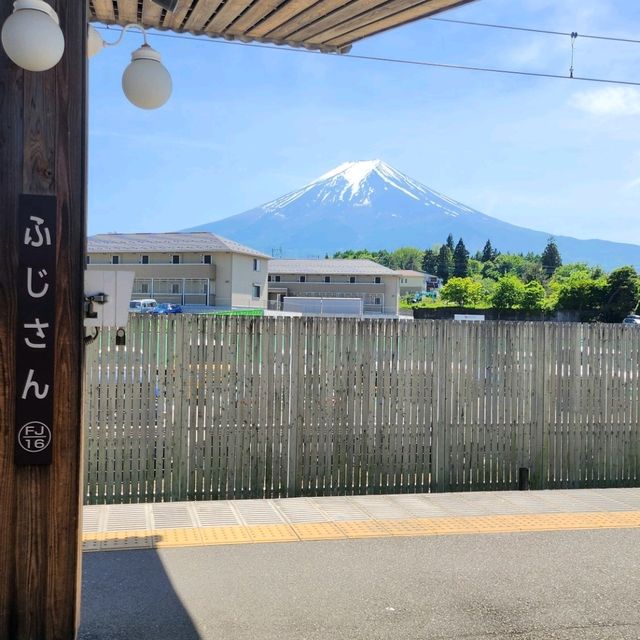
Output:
[1,0,65,72]
[121,44,172,110]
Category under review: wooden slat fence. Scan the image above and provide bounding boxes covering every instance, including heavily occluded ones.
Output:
[83,316,640,503]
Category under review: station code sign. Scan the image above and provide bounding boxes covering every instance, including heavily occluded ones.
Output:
[15,194,57,465]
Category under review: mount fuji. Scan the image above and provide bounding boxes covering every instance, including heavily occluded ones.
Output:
[185,160,640,269]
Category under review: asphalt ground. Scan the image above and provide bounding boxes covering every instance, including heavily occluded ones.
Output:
[79,526,640,640]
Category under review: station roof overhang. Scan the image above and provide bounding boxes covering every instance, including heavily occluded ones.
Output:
[89,0,476,54]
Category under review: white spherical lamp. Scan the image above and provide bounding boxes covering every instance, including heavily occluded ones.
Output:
[122,44,172,110]
[87,25,105,59]
[1,0,64,72]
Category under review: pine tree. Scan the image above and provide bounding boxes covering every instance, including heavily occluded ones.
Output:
[422,249,439,275]
[437,245,453,283]
[446,233,455,252]
[541,237,562,275]
[481,239,496,262]
[453,238,469,277]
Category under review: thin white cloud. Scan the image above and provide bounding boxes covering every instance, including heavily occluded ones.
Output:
[570,87,640,116]
[625,176,640,191]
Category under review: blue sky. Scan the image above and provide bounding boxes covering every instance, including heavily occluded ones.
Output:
[89,0,640,248]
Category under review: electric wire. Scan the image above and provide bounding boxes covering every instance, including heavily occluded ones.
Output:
[95,25,640,87]
[428,17,640,45]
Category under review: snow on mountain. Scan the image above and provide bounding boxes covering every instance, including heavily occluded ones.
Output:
[185,160,640,269]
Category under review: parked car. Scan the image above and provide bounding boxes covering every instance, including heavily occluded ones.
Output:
[129,299,158,313]
[149,303,183,315]
[622,315,640,325]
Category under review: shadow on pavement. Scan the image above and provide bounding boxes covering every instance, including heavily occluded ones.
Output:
[78,549,201,640]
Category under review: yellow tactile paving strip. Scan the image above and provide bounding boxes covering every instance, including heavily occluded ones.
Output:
[82,510,640,552]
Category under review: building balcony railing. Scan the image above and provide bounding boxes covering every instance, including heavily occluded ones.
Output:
[268,280,386,290]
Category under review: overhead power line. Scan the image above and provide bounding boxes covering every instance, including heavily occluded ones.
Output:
[428,17,640,45]
[96,25,640,87]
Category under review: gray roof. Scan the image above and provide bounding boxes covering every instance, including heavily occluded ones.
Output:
[269,259,399,276]
[87,232,270,259]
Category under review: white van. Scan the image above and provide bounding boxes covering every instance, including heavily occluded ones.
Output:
[129,299,158,313]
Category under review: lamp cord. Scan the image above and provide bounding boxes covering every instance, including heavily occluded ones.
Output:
[101,23,149,48]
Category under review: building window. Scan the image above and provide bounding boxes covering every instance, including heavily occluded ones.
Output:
[111,255,119,265]
[324,276,331,283]
[375,297,381,305]
[300,276,306,283]
[86,255,91,265]
[140,283,149,294]
[172,255,180,264]
[350,276,356,284]
[268,275,272,282]
[252,284,261,298]
[374,276,381,284]
[275,275,281,282]
[203,254,212,264]
[172,283,180,294]
[253,258,260,272]
[141,255,149,264]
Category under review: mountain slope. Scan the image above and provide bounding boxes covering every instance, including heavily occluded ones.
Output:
[185,160,640,270]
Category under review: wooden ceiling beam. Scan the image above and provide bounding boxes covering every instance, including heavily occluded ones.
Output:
[324,0,472,46]
[116,0,140,23]
[264,0,351,40]
[206,0,256,32]
[286,0,393,41]
[91,0,117,23]
[141,0,165,28]
[183,0,224,31]
[89,0,477,49]
[307,0,427,43]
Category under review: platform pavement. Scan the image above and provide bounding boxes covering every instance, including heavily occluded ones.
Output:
[82,487,640,552]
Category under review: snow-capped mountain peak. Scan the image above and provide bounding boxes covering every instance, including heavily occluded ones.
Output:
[262,159,474,213]
[314,159,386,194]
[184,159,640,269]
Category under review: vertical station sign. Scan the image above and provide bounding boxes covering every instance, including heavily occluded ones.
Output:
[15,194,57,465]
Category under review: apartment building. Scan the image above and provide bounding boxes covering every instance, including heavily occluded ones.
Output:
[87,232,269,309]
[396,270,440,295]
[268,259,400,315]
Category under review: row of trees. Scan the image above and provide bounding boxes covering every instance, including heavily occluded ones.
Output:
[334,235,564,283]
[438,266,639,322]
[333,238,640,321]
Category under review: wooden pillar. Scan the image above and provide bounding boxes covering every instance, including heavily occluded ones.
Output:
[0,1,87,638]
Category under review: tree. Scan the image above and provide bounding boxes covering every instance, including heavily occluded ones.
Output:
[439,277,484,307]
[601,266,640,322]
[481,239,498,262]
[453,238,469,278]
[482,254,531,281]
[555,275,607,319]
[541,237,562,275]
[422,248,439,275]
[392,246,424,271]
[521,281,546,311]
[491,275,525,309]
[436,245,453,283]
[445,233,455,251]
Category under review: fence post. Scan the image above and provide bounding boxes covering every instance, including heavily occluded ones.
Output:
[531,322,548,489]
[172,315,190,500]
[287,317,304,496]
